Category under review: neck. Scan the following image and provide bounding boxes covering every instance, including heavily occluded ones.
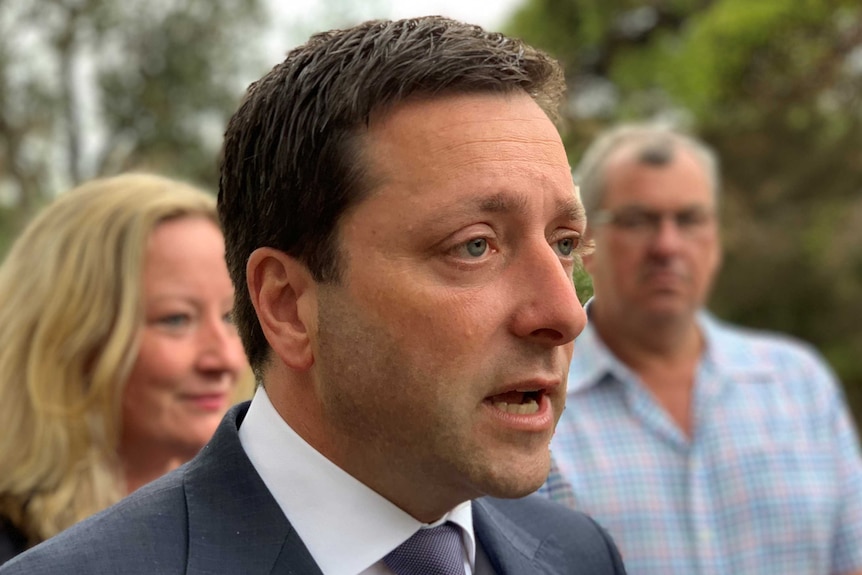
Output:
[591,305,704,437]
[593,307,702,368]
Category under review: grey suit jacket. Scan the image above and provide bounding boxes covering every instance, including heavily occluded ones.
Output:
[0,402,626,574]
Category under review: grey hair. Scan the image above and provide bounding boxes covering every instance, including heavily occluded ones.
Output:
[574,122,720,220]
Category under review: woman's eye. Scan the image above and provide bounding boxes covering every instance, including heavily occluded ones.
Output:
[157,314,191,328]
[464,238,488,258]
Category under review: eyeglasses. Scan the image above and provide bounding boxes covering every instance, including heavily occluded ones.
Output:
[592,206,715,239]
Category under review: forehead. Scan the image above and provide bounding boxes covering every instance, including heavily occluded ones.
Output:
[357,92,577,211]
[144,217,225,277]
[603,144,713,209]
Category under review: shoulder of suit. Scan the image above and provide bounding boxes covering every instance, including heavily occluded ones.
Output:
[481,493,608,535]
[0,469,189,574]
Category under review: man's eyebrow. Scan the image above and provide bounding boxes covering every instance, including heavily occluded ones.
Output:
[479,193,586,223]
[477,192,529,214]
[426,191,586,226]
[559,198,587,224]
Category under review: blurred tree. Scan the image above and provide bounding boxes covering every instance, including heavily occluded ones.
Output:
[0,0,266,250]
[507,0,862,425]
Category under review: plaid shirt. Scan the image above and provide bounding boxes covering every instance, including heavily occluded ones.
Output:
[540,309,862,575]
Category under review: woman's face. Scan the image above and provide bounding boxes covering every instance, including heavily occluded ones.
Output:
[121,216,248,463]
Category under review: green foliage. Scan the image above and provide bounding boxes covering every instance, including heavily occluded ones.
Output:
[574,265,594,304]
[0,0,267,223]
[94,1,266,185]
[505,0,590,70]
[0,206,17,262]
[657,1,802,115]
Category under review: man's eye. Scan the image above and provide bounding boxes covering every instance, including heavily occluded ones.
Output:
[617,212,651,229]
[555,237,578,257]
[677,211,710,228]
[464,238,488,257]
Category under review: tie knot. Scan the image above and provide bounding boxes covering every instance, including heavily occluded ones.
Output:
[384,522,466,575]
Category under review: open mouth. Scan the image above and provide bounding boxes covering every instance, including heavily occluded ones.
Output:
[489,390,542,415]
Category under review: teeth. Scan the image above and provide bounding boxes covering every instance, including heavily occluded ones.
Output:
[493,398,539,415]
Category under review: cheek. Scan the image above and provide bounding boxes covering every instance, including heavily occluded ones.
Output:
[695,241,722,279]
[359,278,448,328]
[596,239,639,276]
[397,290,503,358]
[347,266,513,371]
[125,337,191,399]
[581,251,595,276]
[598,249,637,289]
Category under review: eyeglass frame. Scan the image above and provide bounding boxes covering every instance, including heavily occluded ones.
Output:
[590,205,717,239]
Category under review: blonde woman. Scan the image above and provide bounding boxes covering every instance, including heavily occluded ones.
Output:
[0,174,251,563]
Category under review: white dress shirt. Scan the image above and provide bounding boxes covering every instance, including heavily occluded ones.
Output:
[238,387,476,575]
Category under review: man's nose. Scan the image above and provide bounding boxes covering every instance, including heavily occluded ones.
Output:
[509,241,587,346]
[648,215,686,254]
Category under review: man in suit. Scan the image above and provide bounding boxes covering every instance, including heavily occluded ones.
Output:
[1,16,626,574]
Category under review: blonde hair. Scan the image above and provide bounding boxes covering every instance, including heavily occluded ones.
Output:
[0,173,246,546]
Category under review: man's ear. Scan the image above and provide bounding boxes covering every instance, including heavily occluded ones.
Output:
[247,248,317,371]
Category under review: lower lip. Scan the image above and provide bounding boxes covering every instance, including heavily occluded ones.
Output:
[483,393,555,432]
[185,395,227,412]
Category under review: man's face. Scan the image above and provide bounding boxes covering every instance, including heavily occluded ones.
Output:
[313,92,587,518]
[585,146,721,327]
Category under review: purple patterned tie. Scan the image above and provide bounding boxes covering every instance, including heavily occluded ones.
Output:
[384,523,467,575]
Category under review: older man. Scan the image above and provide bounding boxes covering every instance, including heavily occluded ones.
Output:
[542,123,862,575]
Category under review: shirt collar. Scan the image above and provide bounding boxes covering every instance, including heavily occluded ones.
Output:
[566,299,624,394]
[238,387,476,575]
[698,310,782,380]
[568,301,777,394]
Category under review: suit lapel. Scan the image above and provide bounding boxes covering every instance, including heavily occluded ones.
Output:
[184,403,324,575]
[472,498,563,575]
